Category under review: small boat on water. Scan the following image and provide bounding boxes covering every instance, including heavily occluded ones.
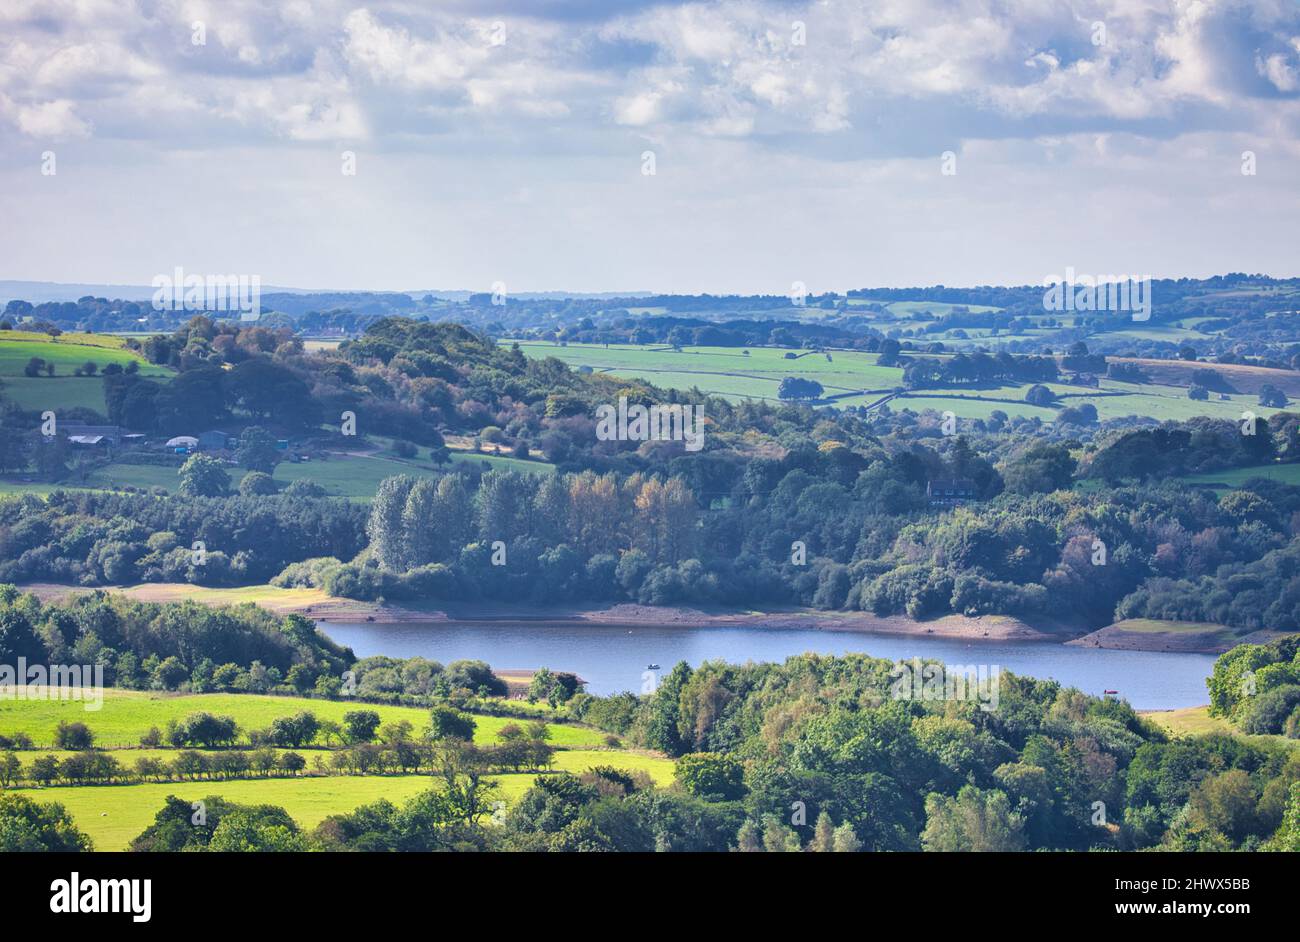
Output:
[1103,689,1119,695]
[646,663,660,671]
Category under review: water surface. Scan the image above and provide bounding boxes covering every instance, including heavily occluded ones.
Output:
[321,620,1217,710]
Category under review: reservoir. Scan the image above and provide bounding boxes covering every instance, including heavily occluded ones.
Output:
[321,620,1218,710]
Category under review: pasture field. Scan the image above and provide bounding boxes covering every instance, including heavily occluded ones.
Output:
[872,381,1264,422]
[1175,463,1300,488]
[512,341,903,402]
[867,377,1271,423]
[842,299,1001,317]
[889,395,1057,421]
[88,583,336,613]
[18,745,673,851]
[0,332,165,374]
[1113,357,1300,397]
[270,451,550,498]
[1051,383,1268,423]
[1,688,670,850]
[0,376,119,413]
[508,339,1283,426]
[270,455,445,499]
[11,744,664,779]
[1103,325,1217,343]
[883,300,1001,317]
[4,448,553,501]
[20,776,452,850]
[18,774,525,850]
[1143,705,1230,737]
[1143,705,1299,752]
[0,332,169,413]
[0,689,606,749]
[1107,618,1228,635]
[12,746,305,771]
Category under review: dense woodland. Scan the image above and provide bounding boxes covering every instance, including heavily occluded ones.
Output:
[0,589,351,692]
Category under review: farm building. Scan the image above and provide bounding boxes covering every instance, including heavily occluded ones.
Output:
[926,478,978,506]
[60,424,129,446]
[198,430,229,451]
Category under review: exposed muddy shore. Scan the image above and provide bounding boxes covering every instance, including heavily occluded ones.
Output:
[20,582,1264,654]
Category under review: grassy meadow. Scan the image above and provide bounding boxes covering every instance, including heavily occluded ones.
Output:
[1175,463,1300,488]
[1143,705,1299,752]
[0,688,673,849]
[0,331,169,414]
[512,341,902,403]
[0,446,553,501]
[509,338,1287,424]
[0,688,607,749]
[25,758,671,851]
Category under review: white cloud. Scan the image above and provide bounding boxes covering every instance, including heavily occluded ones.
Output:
[0,0,1296,145]
[615,91,664,125]
[2,0,1300,289]
[1258,52,1299,92]
[342,9,483,89]
[5,97,91,137]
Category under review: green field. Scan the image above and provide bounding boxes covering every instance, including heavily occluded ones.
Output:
[0,332,169,414]
[1144,705,1300,752]
[9,447,554,501]
[0,332,164,374]
[883,300,1001,317]
[889,374,1274,424]
[17,744,673,851]
[9,744,665,790]
[512,341,904,402]
[841,299,1001,317]
[508,340,1279,426]
[1176,463,1300,488]
[0,375,123,413]
[269,449,553,496]
[1055,382,1272,423]
[21,775,454,850]
[1,688,671,850]
[12,743,668,786]
[891,395,1058,421]
[0,689,605,749]
[1107,618,1228,635]
[19,773,526,850]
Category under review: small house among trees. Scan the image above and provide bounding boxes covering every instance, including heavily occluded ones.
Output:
[926,478,977,506]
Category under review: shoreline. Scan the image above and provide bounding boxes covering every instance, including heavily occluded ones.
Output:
[1067,621,1291,655]
[15,582,1268,654]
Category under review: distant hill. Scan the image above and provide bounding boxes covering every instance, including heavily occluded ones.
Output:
[0,280,318,305]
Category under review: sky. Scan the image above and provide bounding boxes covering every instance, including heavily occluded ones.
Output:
[1,0,1299,295]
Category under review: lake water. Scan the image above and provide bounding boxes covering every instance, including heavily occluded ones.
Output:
[320,621,1218,711]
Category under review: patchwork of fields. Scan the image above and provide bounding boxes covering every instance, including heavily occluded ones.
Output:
[515,341,902,405]
[3,328,1292,503]
[509,340,1289,423]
